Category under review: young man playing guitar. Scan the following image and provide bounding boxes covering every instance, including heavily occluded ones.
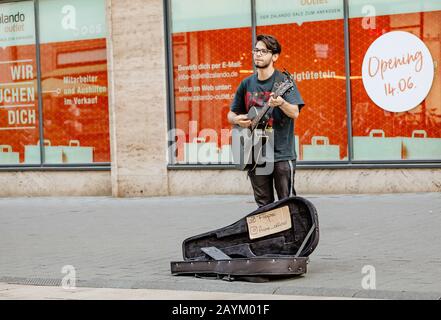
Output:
[227,34,304,207]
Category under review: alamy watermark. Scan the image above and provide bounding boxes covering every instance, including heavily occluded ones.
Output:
[168,120,275,175]
[361,265,376,290]
[61,265,76,290]
[361,5,377,30]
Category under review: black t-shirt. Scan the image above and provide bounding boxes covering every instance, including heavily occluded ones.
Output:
[230,70,305,161]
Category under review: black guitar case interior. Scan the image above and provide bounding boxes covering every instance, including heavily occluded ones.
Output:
[170,196,319,282]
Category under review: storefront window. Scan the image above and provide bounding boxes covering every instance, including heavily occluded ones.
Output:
[0,1,39,165]
[349,0,441,161]
[255,0,348,162]
[38,0,109,164]
[170,0,252,164]
[167,0,441,166]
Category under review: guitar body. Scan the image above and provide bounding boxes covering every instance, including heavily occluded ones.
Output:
[231,107,271,171]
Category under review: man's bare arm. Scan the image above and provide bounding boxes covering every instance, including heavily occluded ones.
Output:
[268,93,300,119]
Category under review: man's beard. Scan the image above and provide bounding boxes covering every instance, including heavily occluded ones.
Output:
[254,61,271,69]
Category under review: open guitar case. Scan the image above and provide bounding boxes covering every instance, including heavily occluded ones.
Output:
[170,196,319,282]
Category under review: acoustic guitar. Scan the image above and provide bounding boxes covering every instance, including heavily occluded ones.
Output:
[231,71,295,170]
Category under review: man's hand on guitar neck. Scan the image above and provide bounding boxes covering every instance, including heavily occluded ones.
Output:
[268,92,286,108]
[269,93,300,119]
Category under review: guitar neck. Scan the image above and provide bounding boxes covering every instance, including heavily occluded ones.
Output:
[251,104,271,129]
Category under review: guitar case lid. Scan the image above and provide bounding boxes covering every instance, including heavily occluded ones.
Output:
[171,196,319,281]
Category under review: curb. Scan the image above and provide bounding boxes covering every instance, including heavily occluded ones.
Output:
[1,276,440,300]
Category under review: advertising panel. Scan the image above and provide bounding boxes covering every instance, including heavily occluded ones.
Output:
[0,1,38,164]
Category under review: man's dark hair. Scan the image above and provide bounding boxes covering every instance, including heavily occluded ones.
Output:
[256,34,281,55]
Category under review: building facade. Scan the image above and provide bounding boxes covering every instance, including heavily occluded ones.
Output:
[0,0,440,197]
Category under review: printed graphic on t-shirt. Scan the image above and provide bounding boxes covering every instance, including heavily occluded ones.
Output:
[245,91,274,126]
[245,91,271,110]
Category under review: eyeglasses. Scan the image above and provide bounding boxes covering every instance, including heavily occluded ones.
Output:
[252,48,272,56]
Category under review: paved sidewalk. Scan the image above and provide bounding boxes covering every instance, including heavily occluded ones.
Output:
[1,193,441,300]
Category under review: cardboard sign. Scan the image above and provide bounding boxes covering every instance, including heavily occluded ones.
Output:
[247,206,292,240]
